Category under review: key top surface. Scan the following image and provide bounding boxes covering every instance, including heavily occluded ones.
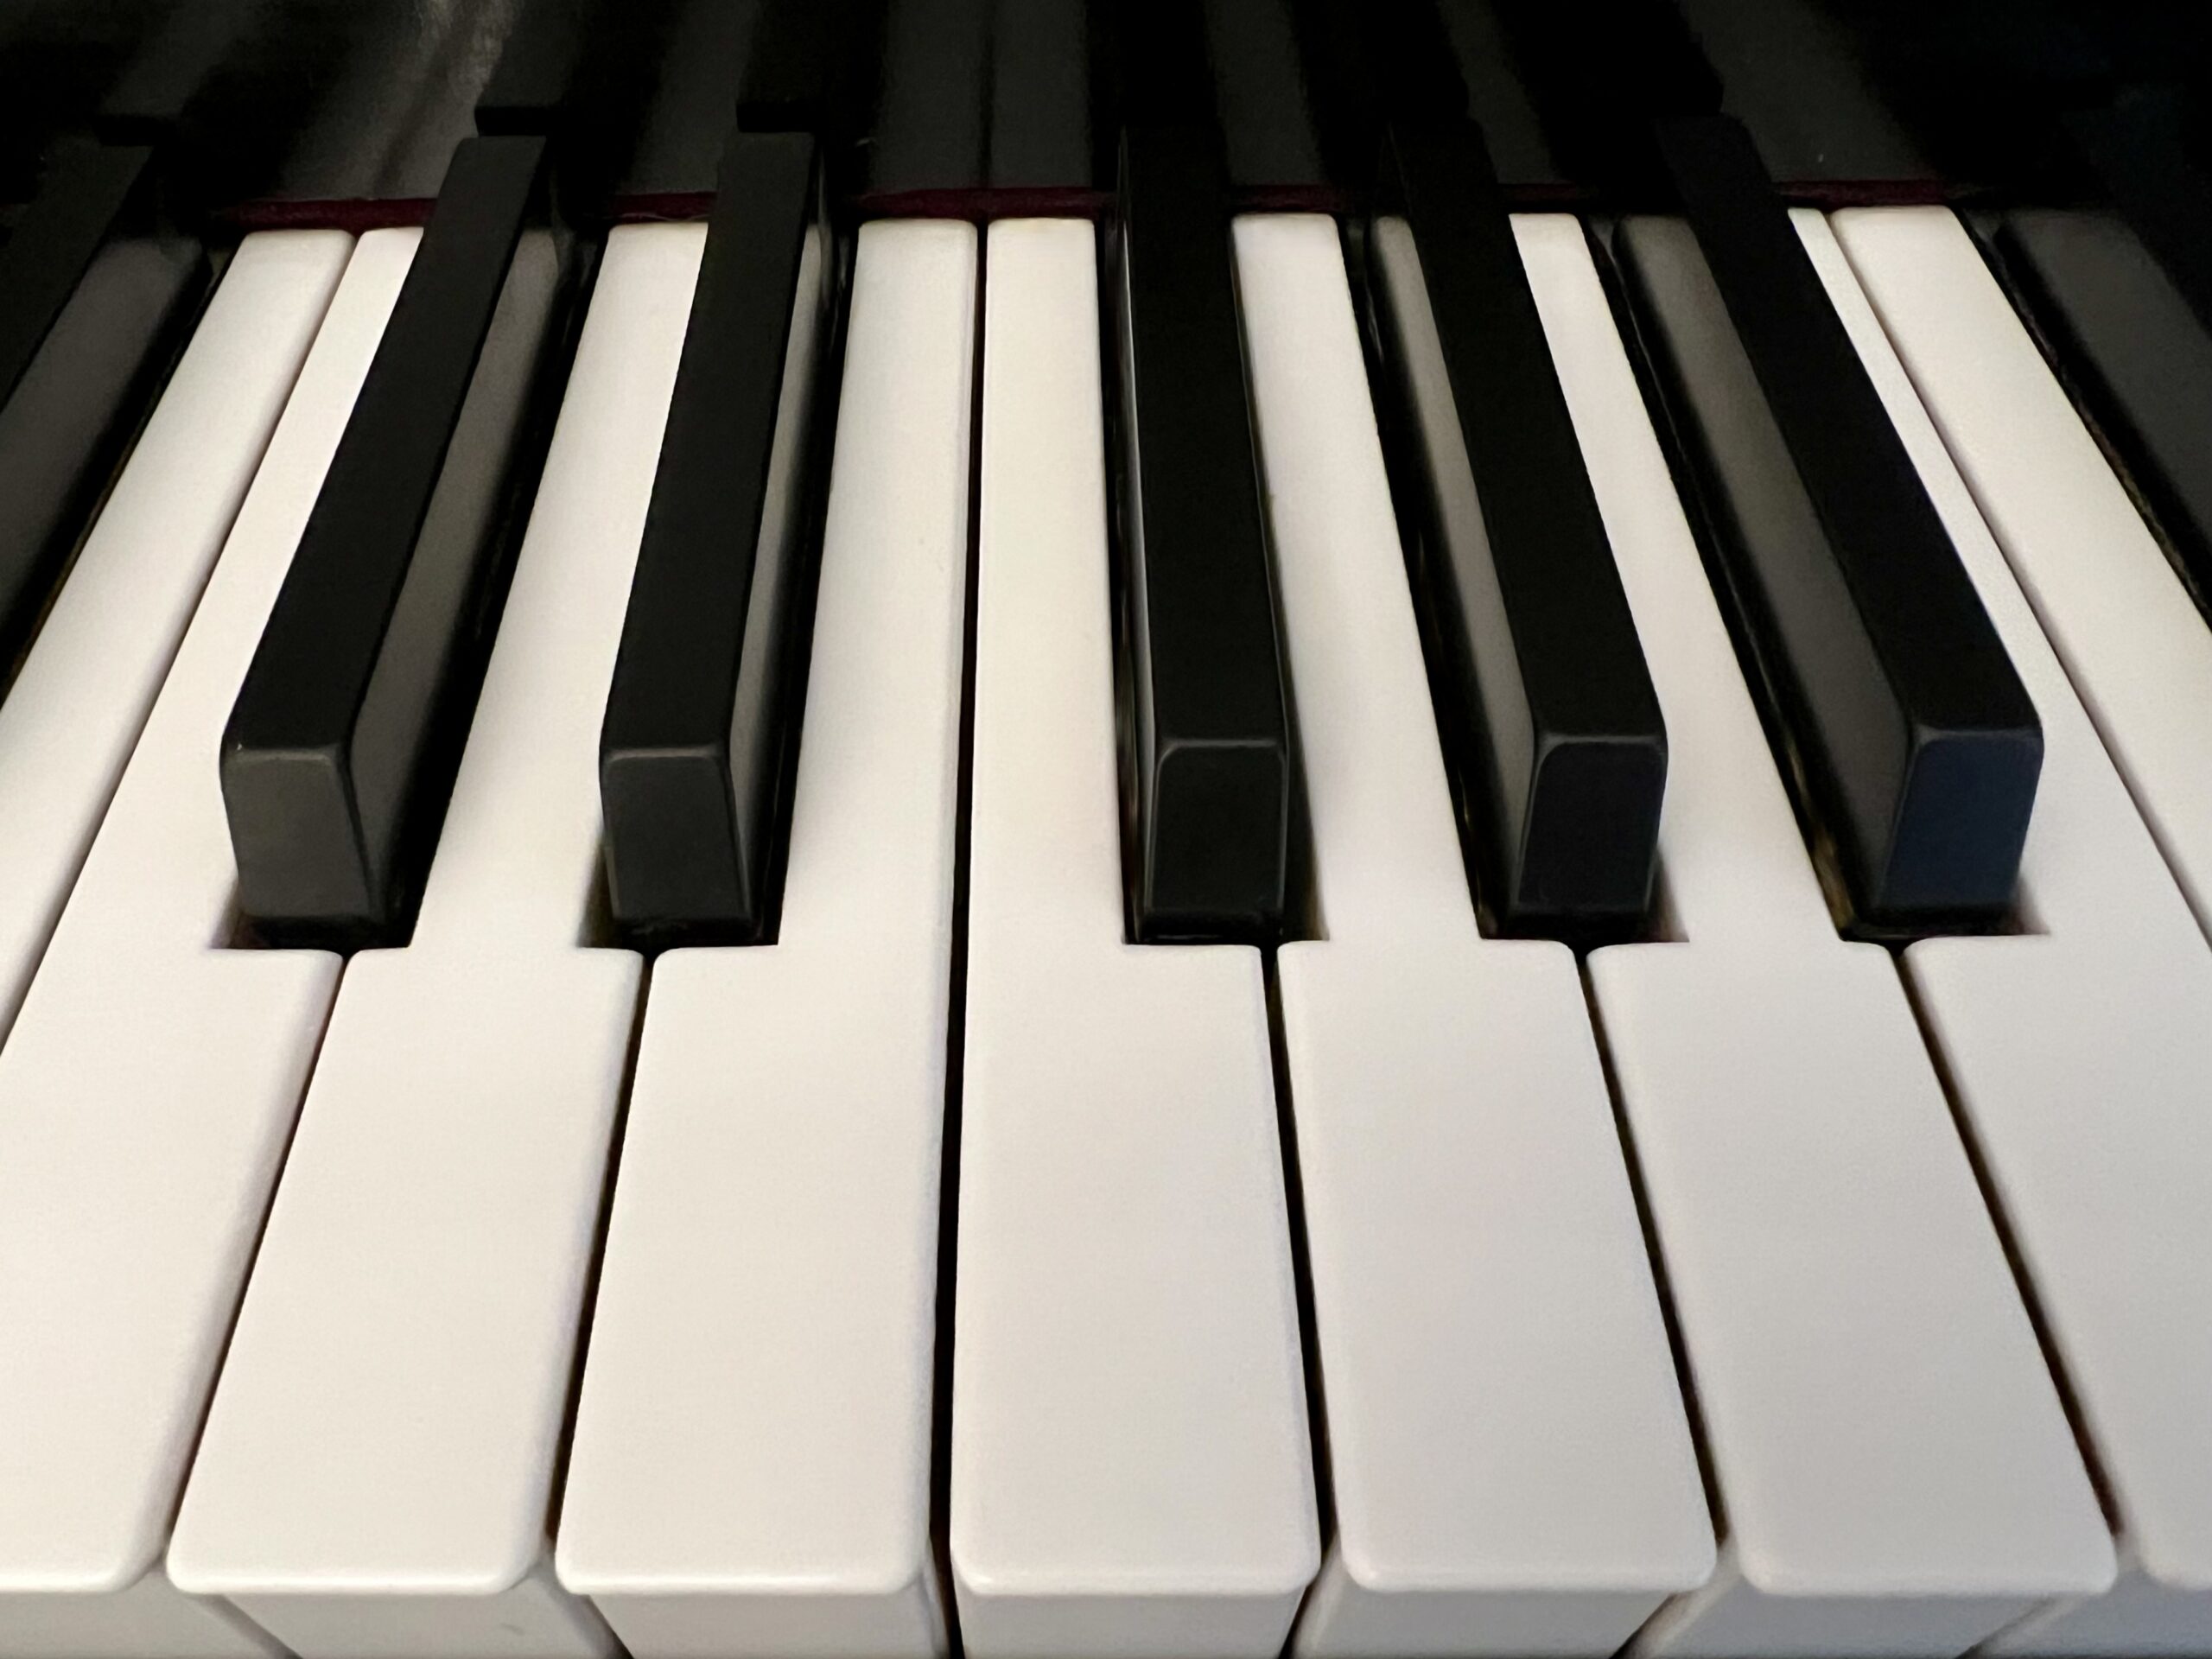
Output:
[561,216,975,1659]
[953,216,1317,1657]
[0,226,411,1658]
[1236,212,1710,1659]
[168,225,702,1659]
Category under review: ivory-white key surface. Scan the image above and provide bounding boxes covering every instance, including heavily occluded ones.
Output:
[162,226,705,1659]
[1234,213,1711,1659]
[1528,212,2116,1657]
[556,219,976,1659]
[0,231,350,1042]
[1811,207,2212,1655]
[0,229,412,1657]
[1831,206,2212,947]
[948,218,1319,1658]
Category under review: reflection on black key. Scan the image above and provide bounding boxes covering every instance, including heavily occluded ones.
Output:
[599,129,837,944]
[1996,207,2212,612]
[1615,113,2040,929]
[0,144,206,683]
[1113,124,1291,940]
[475,0,596,135]
[1367,120,1666,933]
[222,134,588,947]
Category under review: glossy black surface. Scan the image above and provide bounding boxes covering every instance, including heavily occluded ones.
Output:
[987,0,1097,198]
[0,0,170,200]
[599,129,837,944]
[0,142,205,686]
[222,134,587,946]
[1111,124,1291,941]
[1993,206,2212,613]
[474,0,595,135]
[1614,137,2042,929]
[737,0,878,138]
[1366,120,1667,933]
[615,0,757,206]
[860,0,989,202]
[1203,0,1330,200]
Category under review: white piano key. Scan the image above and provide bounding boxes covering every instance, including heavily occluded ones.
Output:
[948,217,1319,1658]
[1829,208,2212,944]
[1229,213,1710,1659]
[1511,211,2115,1657]
[1808,206,2212,1655]
[554,217,975,1659]
[0,228,410,1657]
[0,230,350,1041]
[162,226,703,1659]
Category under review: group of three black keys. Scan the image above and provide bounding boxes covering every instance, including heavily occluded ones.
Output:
[0,0,2046,962]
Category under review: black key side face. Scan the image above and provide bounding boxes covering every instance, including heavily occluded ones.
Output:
[1995,207,2212,613]
[223,133,585,947]
[1613,207,2041,930]
[600,130,836,944]
[1367,121,1665,933]
[0,144,207,685]
[1111,125,1291,940]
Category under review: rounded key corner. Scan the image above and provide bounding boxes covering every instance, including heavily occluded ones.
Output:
[1656,1518,1722,1597]
[12,1535,167,1602]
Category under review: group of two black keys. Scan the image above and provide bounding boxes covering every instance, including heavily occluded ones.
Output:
[144,0,2047,955]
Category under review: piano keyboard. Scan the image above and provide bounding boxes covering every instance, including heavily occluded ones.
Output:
[1,0,2210,1655]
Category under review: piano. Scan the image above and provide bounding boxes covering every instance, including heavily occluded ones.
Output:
[0,0,2205,1653]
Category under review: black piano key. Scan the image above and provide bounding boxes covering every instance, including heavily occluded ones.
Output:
[0,6,158,202]
[0,143,206,682]
[1113,124,1292,940]
[1110,0,1213,127]
[1495,0,1720,194]
[599,128,836,944]
[475,0,596,136]
[987,0,1099,196]
[1201,0,1332,199]
[1994,207,2212,613]
[2060,87,2212,337]
[570,0,730,208]
[1613,117,2042,928]
[1367,120,1666,932]
[222,133,588,946]
[739,0,884,137]
[95,0,266,146]
[861,0,990,202]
